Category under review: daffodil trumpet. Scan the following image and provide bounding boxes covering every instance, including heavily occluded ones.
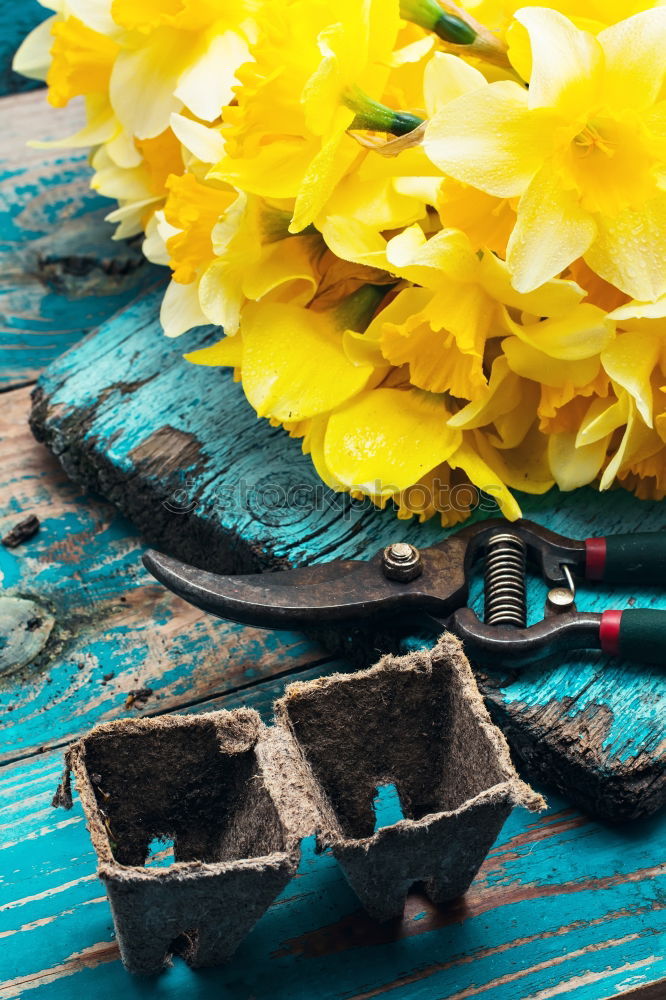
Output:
[15,0,666,526]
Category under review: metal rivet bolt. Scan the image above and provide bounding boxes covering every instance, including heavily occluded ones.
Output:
[382,542,423,582]
[545,564,577,615]
[546,587,576,614]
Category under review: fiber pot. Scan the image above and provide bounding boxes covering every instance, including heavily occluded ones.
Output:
[275,634,545,920]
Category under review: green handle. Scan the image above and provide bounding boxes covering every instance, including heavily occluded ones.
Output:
[587,532,666,584]
[603,609,666,662]
[618,609,666,663]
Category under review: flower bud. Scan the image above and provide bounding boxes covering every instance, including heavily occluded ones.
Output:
[345,87,424,137]
[400,0,476,45]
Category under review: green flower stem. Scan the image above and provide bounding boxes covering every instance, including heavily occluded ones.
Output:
[334,284,391,332]
[400,0,476,44]
[345,88,424,137]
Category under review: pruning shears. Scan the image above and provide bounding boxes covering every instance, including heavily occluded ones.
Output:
[143,520,666,667]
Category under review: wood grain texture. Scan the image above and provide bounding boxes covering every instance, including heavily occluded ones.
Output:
[0,385,330,763]
[0,90,163,389]
[29,289,666,821]
[0,687,664,1000]
[0,0,47,96]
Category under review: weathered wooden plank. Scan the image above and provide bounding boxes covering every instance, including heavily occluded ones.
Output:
[0,0,47,97]
[0,385,330,762]
[0,90,163,389]
[0,707,664,1000]
[30,289,666,821]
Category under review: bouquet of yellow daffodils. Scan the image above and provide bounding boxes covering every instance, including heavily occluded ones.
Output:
[15,0,666,524]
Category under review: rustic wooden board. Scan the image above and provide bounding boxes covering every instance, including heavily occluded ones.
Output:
[30,289,666,822]
[0,385,331,763]
[0,90,163,390]
[4,365,664,1000]
[1,682,665,1000]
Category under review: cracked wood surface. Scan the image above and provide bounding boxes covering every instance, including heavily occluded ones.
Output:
[0,90,162,390]
[0,386,330,763]
[1,700,665,1000]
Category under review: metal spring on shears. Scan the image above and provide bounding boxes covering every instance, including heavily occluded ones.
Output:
[484,533,527,627]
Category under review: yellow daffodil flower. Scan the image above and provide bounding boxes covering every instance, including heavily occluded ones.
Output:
[163,173,237,284]
[159,188,324,337]
[213,0,411,233]
[90,128,184,239]
[425,7,666,299]
[109,0,254,139]
[326,217,584,398]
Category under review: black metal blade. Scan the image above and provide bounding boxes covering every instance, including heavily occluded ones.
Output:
[142,544,469,630]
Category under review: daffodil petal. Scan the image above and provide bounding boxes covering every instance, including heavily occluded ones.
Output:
[184,336,243,367]
[491,382,541,450]
[160,278,208,338]
[449,441,523,520]
[576,395,628,447]
[343,329,386,367]
[391,35,435,68]
[599,8,666,111]
[30,96,117,149]
[474,423,554,496]
[585,194,666,302]
[306,416,349,491]
[67,0,118,36]
[424,81,555,199]
[212,141,318,200]
[106,125,142,168]
[142,211,170,265]
[110,38,184,139]
[361,286,432,341]
[385,225,477,285]
[423,51,486,118]
[12,15,56,81]
[321,216,388,269]
[324,388,461,493]
[198,257,244,333]
[175,30,249,122]
[240,302,374,422]
[104,197,161,238]
[507,167,596,292]
[609,296,666,322]
[548,429,609,490]
[503,336,601,388]
[242,236,319,306]
[599,400,657,490]
[504,303,613,361]
[170,113,225,164]
[515,8,602,116]
[448,356,520,429]
[477,249,584,317]
[602,330,661,426]
[290,109,356,234]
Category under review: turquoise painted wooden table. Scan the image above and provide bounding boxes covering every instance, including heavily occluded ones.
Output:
[1,67,665,1000]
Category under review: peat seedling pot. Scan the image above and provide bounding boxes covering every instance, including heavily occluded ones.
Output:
[276,635,544,921]
[55,710,299,975]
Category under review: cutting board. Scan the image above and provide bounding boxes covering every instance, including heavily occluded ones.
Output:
[30,289,666,822]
